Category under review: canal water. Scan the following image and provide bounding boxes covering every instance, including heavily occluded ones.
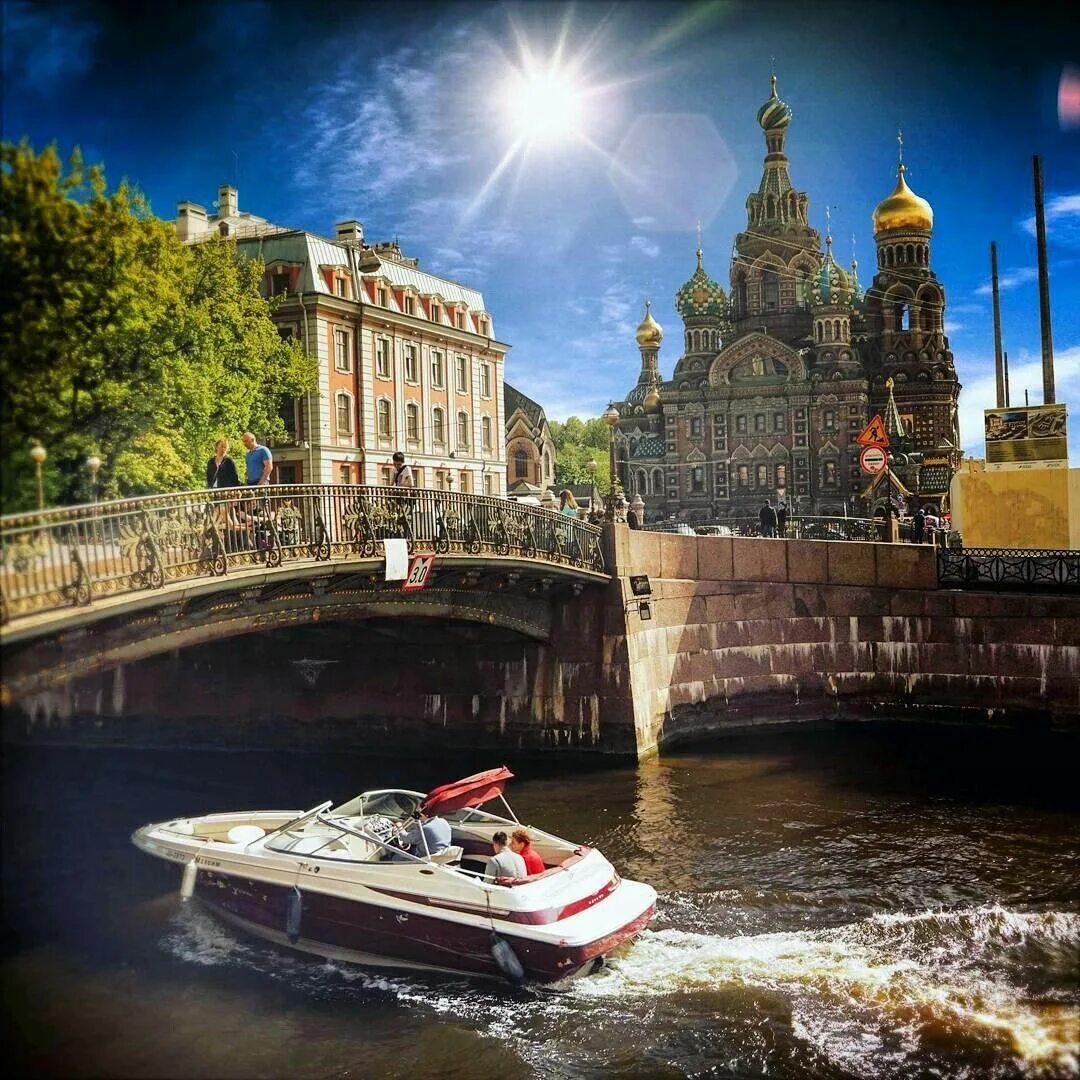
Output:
[3,725,1078,1079]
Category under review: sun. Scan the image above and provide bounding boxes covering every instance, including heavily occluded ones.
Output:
[503,62,586,145]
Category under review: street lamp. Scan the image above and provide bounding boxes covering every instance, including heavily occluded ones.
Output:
[86,454,102,504]
[30,444,46,511]
[602,402,620,522]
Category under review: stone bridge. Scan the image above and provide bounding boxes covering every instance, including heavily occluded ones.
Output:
[1,487,1077,755]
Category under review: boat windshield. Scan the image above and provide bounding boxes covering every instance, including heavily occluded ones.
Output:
[331,790,423,821]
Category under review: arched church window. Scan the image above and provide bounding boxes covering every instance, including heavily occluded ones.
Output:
[514,449,528,479]
[895,303,911,332]
[886,248,894,267]
[762,269,779,312]
[636,469,648,494]
[824,461,837,485]
[906,244,915,264]
[653,468,664,492]
[825,321,833,342]
[816,322,823,343]
[833,319,841,340]
[736,277,748,315]
[767,194,776,219]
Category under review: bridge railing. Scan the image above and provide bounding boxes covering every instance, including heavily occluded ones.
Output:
[938,547,1080,591]
[647,516,889,541]
[0,485,605,625]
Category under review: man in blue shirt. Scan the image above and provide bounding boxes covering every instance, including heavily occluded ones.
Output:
[390,809,451,860]
[241,431,273,485]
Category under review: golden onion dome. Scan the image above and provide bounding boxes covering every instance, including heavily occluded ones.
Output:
[635,300,663,347]
[643,384,662,411]
[873,165,934,235]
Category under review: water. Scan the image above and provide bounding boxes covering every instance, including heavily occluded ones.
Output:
[3,725,1078,1078]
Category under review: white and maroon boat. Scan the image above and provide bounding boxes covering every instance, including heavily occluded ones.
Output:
[132,767,656,984]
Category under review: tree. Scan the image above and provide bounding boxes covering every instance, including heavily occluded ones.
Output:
[550,415,613,491]
[0,141,316,511]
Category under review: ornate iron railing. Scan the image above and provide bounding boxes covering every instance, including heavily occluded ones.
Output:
[647,516,890,541]
[938,547,1080,592]
[0,485,606,625]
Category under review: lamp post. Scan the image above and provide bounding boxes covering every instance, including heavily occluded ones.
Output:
[86,454,102,504]
[30,444,46,512]
[602,402,620,522]
[586,459,598,519]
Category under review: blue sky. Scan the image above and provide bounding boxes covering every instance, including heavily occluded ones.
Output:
[4,0,1078,461]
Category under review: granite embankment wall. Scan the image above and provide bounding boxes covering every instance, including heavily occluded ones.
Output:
[609,530,1080,755]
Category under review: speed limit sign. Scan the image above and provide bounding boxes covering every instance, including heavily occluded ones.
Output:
[402,554,436,591]
[859,445,887,474]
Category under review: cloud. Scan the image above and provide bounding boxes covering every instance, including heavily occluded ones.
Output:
[943,321,965,334]
[1020,192,1080,242]
[1,1,101,91]
[632,215,657,227]
[949,303,985,316]
[973,266,1038,295]
[630,235,661,258]
[955,343,1080,463]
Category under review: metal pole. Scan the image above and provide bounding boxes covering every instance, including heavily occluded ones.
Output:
[1003,350,1010,407]
[1033,154,1055,404]
[990,241,1005,408]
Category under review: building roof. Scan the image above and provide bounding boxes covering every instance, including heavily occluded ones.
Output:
[504,383,546,427]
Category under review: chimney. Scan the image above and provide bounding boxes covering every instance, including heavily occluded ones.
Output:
[218,184,239,219]
[335,219,364,244]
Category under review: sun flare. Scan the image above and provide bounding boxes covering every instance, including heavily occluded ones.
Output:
[504,63,586,144]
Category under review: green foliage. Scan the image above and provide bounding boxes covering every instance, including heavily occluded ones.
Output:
[550,416,612,490]
[0,141,317,511]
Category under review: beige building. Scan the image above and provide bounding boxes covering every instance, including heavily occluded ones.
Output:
[174,186,509,493]
[504,383,556,498]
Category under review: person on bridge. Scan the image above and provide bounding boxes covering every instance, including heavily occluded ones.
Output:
[759,499,778,538]
[559,490,579,517]
[485,831,527,882]
[390,808,451,861]
[912,508,926,544]
[509,828,545,875]
[776,502,788,538]
[242,432,273,486]
[392,452,414,488]
[206,438,240,489]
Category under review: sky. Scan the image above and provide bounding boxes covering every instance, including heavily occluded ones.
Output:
[3,0,1078,462]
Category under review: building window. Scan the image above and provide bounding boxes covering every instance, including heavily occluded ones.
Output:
[405,403,420,444]
[459,470,470,493]
[736,415,747,434]
[334,328,350,372]
[480,362,492,398]
[271,271,290,296]
[375,338,390,379]
[691,466,705,493]
[432,407,446,445]
[404,295,415,316]
[377,399,392,439]
[336,391,353,436]
[514,449,528,479]
[824,461,838,485]
[774,412,786,432]
[823,410,837,432]
[457,411,470,449]
[482,415,493,451]
[404,344,418,383]
[377,286,388,307]
[277,395,298,439]
[339,464,353,484]
[689,417,703,438]
[737,465,750,489]
[756,463,768,488]
[754,414,766,433]
[431,302,440,322]
[431,350,445,387]
[379,465,393,485]
[456,310,465,330]
[762,269,779,311]
[278,463,298,484]
[484,474,494,495]
[776,463,787,488]
[456,355,468,393]
[335,277,347,298]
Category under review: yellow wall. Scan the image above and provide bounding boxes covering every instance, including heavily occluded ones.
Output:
[950,460,1077,549]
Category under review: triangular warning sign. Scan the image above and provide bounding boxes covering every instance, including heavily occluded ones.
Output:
[856,414,889,448]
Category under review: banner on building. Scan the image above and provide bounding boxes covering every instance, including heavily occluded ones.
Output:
[984,404,1068,470]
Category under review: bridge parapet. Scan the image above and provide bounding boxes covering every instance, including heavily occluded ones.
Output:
[0,484,605,627]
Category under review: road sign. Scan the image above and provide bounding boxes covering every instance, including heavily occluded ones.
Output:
[856,415,889,448]
[859,445,888,475]
[402,553,436,591]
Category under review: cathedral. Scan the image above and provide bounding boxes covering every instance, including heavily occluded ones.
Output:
[614,76,962,521]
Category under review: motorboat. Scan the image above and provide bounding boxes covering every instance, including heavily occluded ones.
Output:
[132,767,656,984]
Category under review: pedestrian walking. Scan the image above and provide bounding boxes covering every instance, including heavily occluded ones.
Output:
[205,438,240,489]
[776,502,788,538]
[759,499,778,538]
[392,451,414,488]
[912,508,925,544]
[241,432,273,486]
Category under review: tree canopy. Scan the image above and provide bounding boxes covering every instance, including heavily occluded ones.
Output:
[549,415,613,491]
[0,141,316,511]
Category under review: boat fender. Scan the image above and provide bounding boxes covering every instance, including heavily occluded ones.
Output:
[180,860,198,902]
[490,932,525,985]
[286,887,303,944]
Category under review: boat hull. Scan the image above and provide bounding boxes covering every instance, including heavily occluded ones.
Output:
[193,869,653,984]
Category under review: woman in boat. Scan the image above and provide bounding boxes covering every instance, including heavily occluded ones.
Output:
[509,828,544,875]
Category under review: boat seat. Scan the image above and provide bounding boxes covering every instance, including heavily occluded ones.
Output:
[428,845,464,864]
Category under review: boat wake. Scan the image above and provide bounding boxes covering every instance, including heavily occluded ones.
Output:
[575,904,1080,1077]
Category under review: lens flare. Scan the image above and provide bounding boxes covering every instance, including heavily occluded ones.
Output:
[503,63,586,145]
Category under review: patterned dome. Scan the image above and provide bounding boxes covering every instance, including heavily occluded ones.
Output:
[757,74,792,130]
[675,248,728,320]
[635,300,663,347]
[873,165,933,234]
[814,240,855,306]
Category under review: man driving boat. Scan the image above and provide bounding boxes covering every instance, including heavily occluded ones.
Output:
[389,809,451,860]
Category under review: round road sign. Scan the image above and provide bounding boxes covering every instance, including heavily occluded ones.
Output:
[860,445,887,474]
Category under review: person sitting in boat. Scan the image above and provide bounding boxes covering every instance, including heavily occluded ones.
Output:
[485,831,526,883]
[509,828,545,876]
[389,809,451,861]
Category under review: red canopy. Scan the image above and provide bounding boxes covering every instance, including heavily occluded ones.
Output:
[420,766,514,816]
